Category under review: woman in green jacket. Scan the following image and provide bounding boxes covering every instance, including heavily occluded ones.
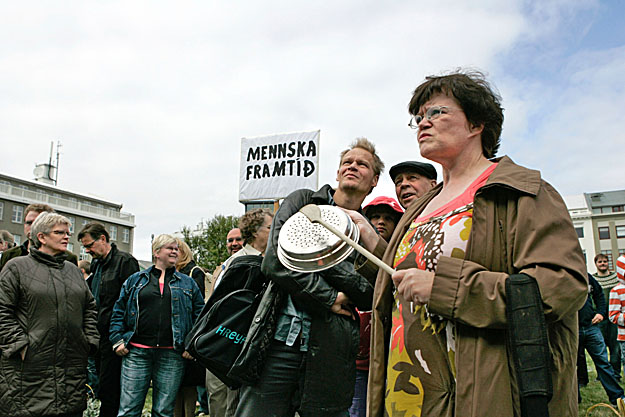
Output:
[0,212,99,417]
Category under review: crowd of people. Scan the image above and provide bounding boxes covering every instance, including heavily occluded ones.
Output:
[0,69,614,417]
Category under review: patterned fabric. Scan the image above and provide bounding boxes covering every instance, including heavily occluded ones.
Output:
[610,256,625,341]
[384,164,496,417]
[594,272,619,290]
[617,256,625,281]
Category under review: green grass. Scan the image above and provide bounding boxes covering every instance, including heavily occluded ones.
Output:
[580,352,624,416]
[83,389,153,417]
[82,357,620,417]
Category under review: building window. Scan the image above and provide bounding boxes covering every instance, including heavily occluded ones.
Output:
[79,246,91,261]
[14,235,21,246]
[122,228,130,243]
[613,205,625,213]
[599,227,610,240]
[617,225,625,238]
[575,227,584,238]
[69,217,75,234]
[601,250,614,270]
[0,201,3,220]
[67,243,74,252]
[110,226,117,241]
[12,205,24,223]
[35,189,47,201]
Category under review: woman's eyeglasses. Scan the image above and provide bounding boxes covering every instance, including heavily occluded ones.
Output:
[408,106,456,129]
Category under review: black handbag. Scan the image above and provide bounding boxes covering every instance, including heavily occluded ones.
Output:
[185,255,266,389]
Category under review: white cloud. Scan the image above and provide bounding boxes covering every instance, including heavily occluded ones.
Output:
[1,0,621,260]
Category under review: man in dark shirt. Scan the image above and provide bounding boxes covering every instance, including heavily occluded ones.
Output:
[78,222,139,417]
[578,273,625,405]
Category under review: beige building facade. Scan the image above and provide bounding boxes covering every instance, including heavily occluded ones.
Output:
[0,172,135,260]
[566,190,625,271]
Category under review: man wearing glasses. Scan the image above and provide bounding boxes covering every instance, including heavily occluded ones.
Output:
[0,203,78,271]
[78,222,139,417]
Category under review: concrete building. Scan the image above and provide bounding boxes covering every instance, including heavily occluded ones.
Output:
[0,172,135,261]
[565,190,625,271]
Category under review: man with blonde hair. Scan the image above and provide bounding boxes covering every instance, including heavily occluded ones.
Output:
[235,138,382,416]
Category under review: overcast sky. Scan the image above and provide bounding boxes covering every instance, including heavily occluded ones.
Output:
[2,0,624,261]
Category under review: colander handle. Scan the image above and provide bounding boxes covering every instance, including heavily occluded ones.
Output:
[299,205,396,276]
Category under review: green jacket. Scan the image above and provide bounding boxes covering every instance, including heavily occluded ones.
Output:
[0,249,99,417]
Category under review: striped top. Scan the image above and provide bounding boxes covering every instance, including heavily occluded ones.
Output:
[608,256,625,340]
[594,272,619,290]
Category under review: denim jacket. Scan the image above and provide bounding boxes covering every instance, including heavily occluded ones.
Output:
[109,266,205,352]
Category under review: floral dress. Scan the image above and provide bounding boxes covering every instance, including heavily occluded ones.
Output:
[384,164,496,417]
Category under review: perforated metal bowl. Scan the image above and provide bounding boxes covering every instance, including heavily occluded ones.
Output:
[277,205,359,272]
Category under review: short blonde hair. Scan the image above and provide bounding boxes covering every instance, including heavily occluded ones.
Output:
[152,234,178,255]
[31,212,71,249]
[339,137,385,176]
[175,238,193,271]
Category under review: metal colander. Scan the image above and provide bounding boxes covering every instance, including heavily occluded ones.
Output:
[278,205,359,272]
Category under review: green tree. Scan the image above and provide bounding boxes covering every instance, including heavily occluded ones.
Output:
[181,214,240,272]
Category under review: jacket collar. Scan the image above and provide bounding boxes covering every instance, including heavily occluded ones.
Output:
[142,265,183,281]
[415,155,542,207]
[484,155,541,196]
[311,184,335,203]
[30,247,67,269]
[93,242,118,268]
[312,183,365,213]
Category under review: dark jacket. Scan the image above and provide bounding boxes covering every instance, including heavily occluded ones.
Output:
[109,266,205,352]
[240,184,375,414]
[579,274,607,327]
[180,260,206,297]
[91,243,140,340]
[0,249,99,417]
[0,240,78,271]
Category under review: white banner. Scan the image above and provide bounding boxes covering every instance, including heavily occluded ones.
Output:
[239,130,320,202]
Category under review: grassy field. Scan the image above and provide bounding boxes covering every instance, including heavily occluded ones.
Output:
[580,352,625,417]
[82,355,620,417]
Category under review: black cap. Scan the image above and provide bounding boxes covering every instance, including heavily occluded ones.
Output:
[389,161,437,182]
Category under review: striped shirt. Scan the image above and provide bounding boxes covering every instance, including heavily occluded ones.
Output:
[609,283,625,341]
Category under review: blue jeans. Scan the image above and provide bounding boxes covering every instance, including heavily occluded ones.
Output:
[87,356,99,397]
[118,347,186,417]
[197,385,209,414]
[579,325,624,403]
[348,369,368,417]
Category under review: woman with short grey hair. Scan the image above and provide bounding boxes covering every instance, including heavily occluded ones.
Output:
[0,211,99,417]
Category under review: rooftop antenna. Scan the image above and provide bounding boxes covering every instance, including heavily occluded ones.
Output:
[55,140,62,186]
[33,140,61,186]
